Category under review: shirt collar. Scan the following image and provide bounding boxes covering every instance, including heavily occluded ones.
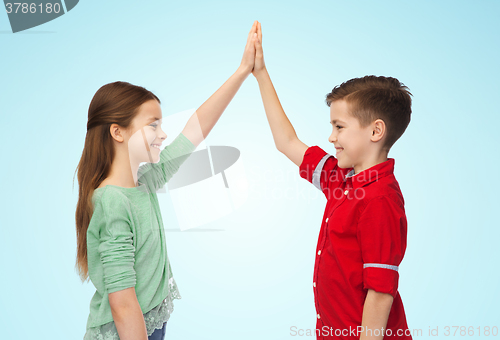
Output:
[344,158,395,189]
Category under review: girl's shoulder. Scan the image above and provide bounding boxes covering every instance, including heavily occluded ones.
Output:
[89,186,134,230]
[93,185,132,213]
[88,186,135,238]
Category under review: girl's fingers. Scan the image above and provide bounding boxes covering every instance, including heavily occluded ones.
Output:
[258,22,262,42]
[249,34,257,51]
[247,33,257,51]
[245,21,257,47]
[248,21,257,37]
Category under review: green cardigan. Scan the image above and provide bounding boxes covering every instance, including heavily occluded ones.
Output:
[85,132,196,329]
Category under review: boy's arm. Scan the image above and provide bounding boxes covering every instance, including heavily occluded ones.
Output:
[182,21,258,147]
[357,195,408,338]
[359,289,394,340]
[253,22,309,167]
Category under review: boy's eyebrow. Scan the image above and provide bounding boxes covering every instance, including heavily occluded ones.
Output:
[330,119,346,125]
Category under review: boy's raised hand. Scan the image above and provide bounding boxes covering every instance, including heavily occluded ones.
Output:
[252,21,265,78]
[251,20,308,167]
[239,20,258,76]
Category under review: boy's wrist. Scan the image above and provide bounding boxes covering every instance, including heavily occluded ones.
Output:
[253,66,268,81]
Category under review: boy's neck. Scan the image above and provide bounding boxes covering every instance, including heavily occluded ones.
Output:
[352,152,389,175]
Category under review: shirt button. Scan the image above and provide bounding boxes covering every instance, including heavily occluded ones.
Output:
[325,218,329,223]
[318,250,321,255]
[317,314,321,319]
[313,282,316,287]
[344,189,349,195]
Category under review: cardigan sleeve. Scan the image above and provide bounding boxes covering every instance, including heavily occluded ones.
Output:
[97,191,137,294]
[137,132,197,192]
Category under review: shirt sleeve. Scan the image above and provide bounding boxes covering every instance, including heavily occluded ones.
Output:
[299,145,349,200]
[98,191,137,294]
[356,195,407,298]
[137,132,197,192]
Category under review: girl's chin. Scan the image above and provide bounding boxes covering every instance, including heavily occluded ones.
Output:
[141,155,160,164]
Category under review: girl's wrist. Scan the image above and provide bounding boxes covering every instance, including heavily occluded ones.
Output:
[236,64,252,77]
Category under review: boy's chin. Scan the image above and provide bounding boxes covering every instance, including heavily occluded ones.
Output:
[337,159,347,168]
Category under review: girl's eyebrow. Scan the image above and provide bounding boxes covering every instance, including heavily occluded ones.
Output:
[148,117,162,122]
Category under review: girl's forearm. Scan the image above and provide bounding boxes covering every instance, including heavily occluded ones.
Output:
[182,66,250,146]
[255,67,298,152]
[111,297,148,340]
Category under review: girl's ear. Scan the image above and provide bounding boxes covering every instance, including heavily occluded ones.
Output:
[110,123,126,143]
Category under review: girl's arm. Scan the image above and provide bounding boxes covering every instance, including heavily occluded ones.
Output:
[181,21,258,147]
[252,21,309,167]
[109,287,148,340]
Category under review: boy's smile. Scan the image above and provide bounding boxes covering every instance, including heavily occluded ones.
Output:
[328,99,386,175]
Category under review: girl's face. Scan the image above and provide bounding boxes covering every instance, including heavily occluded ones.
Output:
[127,100,167,164]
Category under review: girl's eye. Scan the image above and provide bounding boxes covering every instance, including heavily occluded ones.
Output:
[150,124,158,129]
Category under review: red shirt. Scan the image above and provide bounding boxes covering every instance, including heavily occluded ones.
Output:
[299,146,412,340]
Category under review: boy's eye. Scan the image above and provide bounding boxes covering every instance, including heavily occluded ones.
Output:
[336,125,343,129]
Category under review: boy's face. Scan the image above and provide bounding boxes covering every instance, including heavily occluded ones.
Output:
[328,99,373,171]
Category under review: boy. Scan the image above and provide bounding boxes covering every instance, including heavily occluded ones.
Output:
[251,22,412,340]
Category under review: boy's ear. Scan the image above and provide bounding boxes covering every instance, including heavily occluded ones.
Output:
[370,119,386,142]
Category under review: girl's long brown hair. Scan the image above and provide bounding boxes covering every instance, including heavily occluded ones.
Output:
[73,81,160,283]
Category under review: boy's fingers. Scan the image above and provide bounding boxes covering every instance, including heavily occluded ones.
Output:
[255,38,263,58]
[256,44,263,58]
[258,22,262,42]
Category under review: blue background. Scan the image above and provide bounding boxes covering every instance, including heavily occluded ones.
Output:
[1,1,499,339]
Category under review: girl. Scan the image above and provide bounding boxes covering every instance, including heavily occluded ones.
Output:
[75,21,259,340]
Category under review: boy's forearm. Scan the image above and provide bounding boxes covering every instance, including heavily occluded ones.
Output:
[255,67,299,152]
[359,289,394,340]
[184,67,250,146]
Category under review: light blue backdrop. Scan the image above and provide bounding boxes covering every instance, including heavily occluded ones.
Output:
[1,1,499,339]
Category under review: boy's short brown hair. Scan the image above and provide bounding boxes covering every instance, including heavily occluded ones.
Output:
[325,75,412,152]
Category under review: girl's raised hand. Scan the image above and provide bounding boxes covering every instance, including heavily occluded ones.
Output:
[239,20,258,76]
[252,21,265,78]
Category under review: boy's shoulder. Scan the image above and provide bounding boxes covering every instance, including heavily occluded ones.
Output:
[358,173,405,211]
